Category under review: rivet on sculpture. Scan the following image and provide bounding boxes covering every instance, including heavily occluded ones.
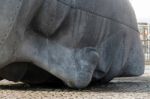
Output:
[0,0,144,89]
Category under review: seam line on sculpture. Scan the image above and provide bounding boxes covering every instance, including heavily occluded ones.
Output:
[57,0,139,33]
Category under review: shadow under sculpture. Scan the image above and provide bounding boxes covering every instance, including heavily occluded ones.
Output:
[0,0,144,89]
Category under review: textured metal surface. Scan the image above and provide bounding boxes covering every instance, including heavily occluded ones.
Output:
[0,0,145,88]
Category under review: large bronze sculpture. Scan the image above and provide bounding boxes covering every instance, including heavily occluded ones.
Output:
[0,0,144,88]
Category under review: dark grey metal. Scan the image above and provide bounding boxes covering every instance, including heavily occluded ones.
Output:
[0,0,144,88]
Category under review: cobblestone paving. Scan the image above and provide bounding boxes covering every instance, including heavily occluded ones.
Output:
[0,67,150,99]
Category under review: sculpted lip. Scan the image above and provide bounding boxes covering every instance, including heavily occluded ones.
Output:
[0,0,144,89]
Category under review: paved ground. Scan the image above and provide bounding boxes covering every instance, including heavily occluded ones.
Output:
[0,67,150,99]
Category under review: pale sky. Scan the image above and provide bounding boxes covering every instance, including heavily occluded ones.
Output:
[130,0,150,23]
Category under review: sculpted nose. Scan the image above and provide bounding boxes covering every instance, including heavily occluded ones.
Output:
[14,29,100,88]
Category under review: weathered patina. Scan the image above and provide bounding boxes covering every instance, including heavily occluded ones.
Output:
[0,0,144,88]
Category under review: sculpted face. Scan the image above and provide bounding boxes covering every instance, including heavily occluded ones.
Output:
[0,0,144,88]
